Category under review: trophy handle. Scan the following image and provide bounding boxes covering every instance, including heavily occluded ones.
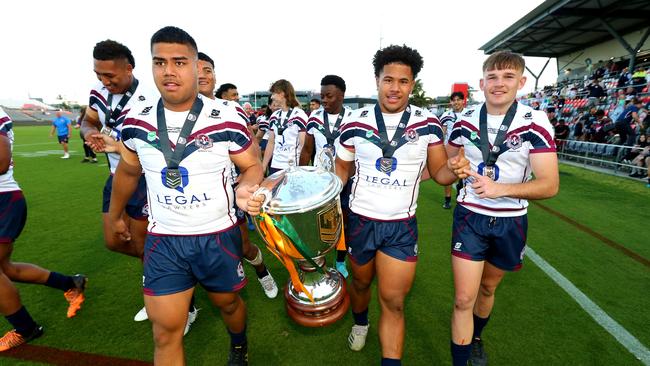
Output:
[316,147,336,174]
[252,187,272,212]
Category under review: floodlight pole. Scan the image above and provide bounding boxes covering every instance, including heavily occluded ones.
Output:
[525,57,551,91]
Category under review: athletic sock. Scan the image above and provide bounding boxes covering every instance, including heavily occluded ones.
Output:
[473,314,490,339]
[381,358,401,366]
[445,196,451,204]
[451,341,472,366]
[352,308,369,326]
[256,266,269,279]
[45,272,75,291]
[336,250,347,262]
[227,325,247,346]
[5,306,38,337]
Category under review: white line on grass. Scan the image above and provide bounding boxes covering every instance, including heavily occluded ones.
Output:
[527,246,650,365]
[13,142,58,147]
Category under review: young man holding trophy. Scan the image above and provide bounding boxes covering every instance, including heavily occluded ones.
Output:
[334,45,469,366]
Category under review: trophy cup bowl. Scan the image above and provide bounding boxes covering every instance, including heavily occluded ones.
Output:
[252,154,349,327]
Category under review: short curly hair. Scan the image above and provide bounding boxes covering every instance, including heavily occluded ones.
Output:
[372,44,423,78]
[320,74,346,93]
[93,40,135,68]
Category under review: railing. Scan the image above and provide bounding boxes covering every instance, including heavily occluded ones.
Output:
[556,139,648,175]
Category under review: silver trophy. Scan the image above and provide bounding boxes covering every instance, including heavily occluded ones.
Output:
[253,151,349,327]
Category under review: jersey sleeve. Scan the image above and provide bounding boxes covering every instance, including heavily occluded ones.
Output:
[228,107,253,154]
[121,117,138,153]
[290,109,308,131]
[426,113,443,146]
[528,111,556,153]
[0,114,12,136]
[448,117,465,148]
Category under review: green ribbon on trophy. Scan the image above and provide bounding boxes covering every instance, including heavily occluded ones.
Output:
[267,216,325,274]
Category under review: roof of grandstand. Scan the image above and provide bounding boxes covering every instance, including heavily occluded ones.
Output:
[480,0,650,57]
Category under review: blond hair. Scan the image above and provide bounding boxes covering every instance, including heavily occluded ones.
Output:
[483,51,525,73]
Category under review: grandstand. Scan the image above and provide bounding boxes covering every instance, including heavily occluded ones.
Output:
[480,0,650,179]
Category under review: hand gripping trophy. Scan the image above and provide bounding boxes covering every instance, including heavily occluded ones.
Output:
[252,151,349,327]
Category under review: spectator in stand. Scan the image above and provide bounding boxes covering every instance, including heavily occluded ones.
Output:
[593,61,606,80]
[554,119,570,149]
[628,134,649,178]
[592,110,613,143]
[568,86,578,99]
[617,67,630,88]
[631,67,647,93]
[572,112,585,141]
[587,78,605,104]
[616,97,643,146]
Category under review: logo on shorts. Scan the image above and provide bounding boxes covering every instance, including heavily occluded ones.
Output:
[142,203,149,216]
[453,242,463,251]
[142,275,146,287]
[414,243,419,255]
[237,262,245,279]
[506,134,522,150]
[194,134,213,150]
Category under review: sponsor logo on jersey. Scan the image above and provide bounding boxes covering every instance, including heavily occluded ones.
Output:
[463,110,474,117]
[138,95,146,101]
[139,106,153,115]
[147,131,157,141]
[470,131,478,140]
[365,130,374,138]
[209,109,221,118]
[161,166,189,193]
[360,110,369,118]
[414,109,422,117]
[194,134,213,150]
[524,112,533,119]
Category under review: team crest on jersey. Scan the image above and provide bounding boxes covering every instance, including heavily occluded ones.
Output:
[463,110,474,117]
[194,134,213,150]
[139,106,153,115]
[360,110,369,118]
[287,120,294,127]
[138,95,146,101]
[161,166,189,193]
[209,109,220,118]
[523,112,533,119]
[147,131,157,141]
[506,134,522,150]
[405,128,419,143]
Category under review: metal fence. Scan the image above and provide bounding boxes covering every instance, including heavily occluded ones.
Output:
[556,139,648,176]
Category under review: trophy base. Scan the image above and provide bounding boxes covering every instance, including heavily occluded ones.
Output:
[284,279,350,327]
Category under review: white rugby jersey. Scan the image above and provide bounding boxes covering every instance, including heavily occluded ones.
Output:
[268,108,307,169]
[88,79,154,174]
[256,115,270,141]
[306,107,352,166]
[0,108,20,192]
[337,104,443,220]
[439,109,464,144]
[448,102,556,217]
[121,95,253,235]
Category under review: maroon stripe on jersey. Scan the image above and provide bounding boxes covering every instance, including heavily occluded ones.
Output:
[458,120,479,132]
[530,147,556,153]
[90,90,108,106]
[508,123,556,148]
[189,122,250,140]
[0,116,10,124]
[459,202,526,212]
[339,121,378,134]
[123,118,157,132]
[0,131,7,137]
[221,168,236,227]
[428,141,443,146]
[229,140,252,155]
[235,106,246,115]
[353,211,413,222]
[447,141,462,148]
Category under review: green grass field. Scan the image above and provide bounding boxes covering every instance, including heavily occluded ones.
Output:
[3,125,649,365]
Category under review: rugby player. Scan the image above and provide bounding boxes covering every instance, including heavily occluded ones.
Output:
[439,91,466,209]
[446,51,558,366]
[111,26,261,365]
[0,108,86,351]
[334,45,469,365]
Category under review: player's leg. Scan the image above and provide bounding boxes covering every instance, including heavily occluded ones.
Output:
[451,257,484,365]
[443,185,452,209]
[240,223,277,298]
[0,244,43,352]
[207,291,248,365]
[375,251,416,362]
[145,288,193,365]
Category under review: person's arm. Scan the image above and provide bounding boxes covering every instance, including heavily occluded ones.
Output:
[66,121,72,139]
[300,133,314,166]
[81,106,108,151]
[232,145,264,216]
[428,144,469,185]
[108,143,142,241]
[49,124,55,137]
[296,130,306,164]
[334,139,355,186]
[464,152,559,200]
[262,131,274,171]
[0,135,11,174]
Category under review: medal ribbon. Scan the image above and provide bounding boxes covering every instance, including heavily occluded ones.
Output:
[105,78,139,128]
[373,104,411,158]
[156,97,204,175]
[322,109,346,145]
[478,101,517,167]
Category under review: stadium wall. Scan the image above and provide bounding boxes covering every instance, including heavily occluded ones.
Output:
[558,28,650,72]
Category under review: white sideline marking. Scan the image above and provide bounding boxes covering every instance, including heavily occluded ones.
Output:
[13,142,57,147]
[527,247,650,365]
[13,150,78,158]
